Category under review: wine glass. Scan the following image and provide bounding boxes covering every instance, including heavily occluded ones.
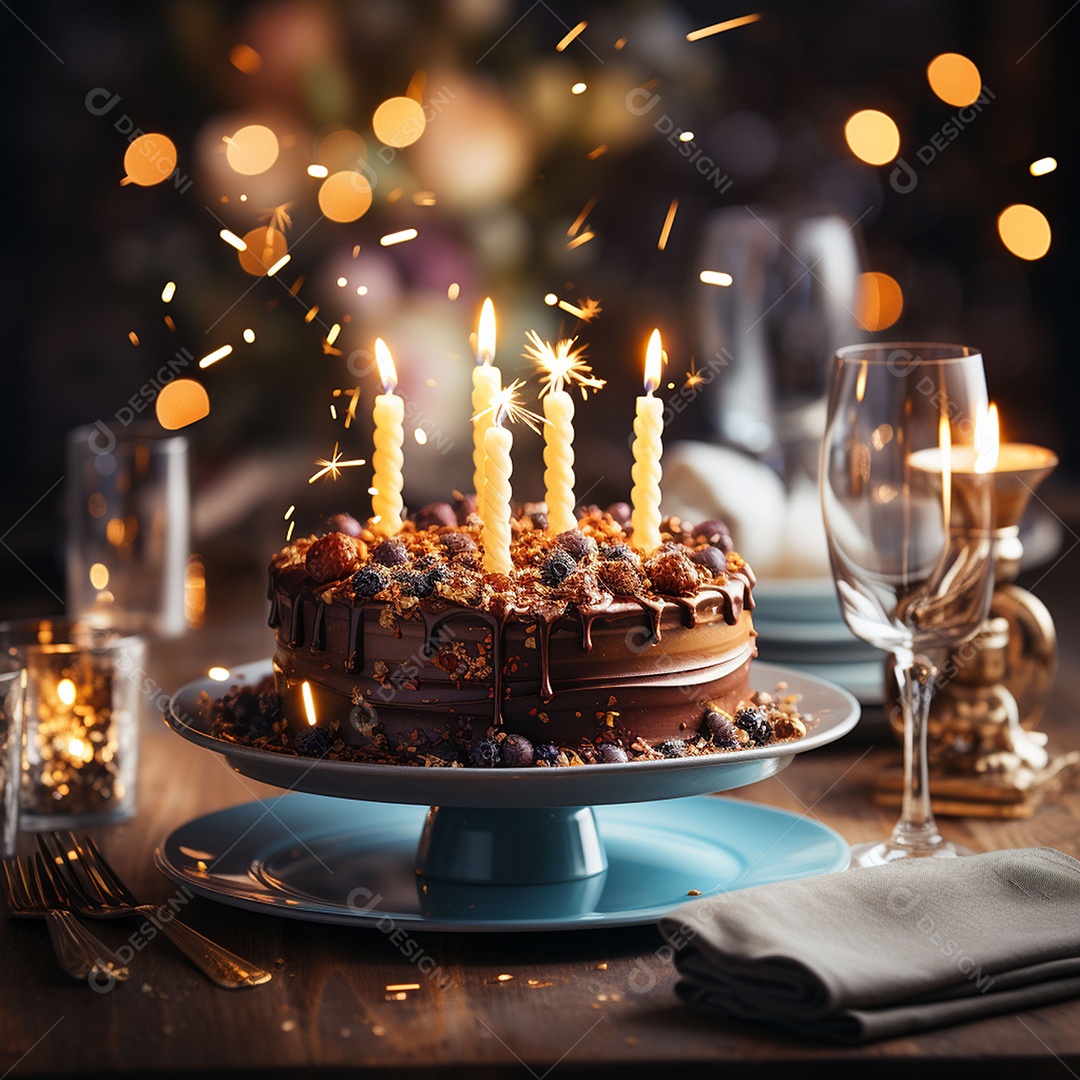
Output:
[821,343,996,865]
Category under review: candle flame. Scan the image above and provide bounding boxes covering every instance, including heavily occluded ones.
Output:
[57,678,77,707]
[477,298,496,366]
[940,415,952,526]
[375,338,398,393]
[301,680,317,726]
[644,329,663,395]
[974,402,1000,473]
[524,330,605,398]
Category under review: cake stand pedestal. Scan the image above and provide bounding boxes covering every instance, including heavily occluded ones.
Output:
[158,661,859,931]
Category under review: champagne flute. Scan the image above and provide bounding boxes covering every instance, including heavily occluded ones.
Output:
[821,343,996,865]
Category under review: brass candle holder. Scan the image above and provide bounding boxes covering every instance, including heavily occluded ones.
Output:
[879,443,1079,817]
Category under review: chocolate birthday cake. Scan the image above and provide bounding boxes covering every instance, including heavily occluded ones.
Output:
[210,498,810,766]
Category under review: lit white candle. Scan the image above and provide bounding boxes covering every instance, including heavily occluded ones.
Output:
[630,329,664,554]
[371,338,404,536]
[472,298,500,522]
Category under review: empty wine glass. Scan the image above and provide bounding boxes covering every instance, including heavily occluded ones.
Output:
[821,343,996,865]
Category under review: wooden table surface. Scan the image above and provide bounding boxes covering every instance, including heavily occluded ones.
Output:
[2,547,1079,1079]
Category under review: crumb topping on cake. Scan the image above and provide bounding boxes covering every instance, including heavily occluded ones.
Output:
[272,499,752,622]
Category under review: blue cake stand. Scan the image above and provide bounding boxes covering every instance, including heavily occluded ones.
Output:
[158,660,858,931]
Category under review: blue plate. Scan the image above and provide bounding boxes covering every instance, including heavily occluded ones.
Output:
[156,793,851,932]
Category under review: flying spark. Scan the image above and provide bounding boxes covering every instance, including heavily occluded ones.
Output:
[568,195,597,238]
[266,253,290,277]
[161,281,176,303]
[220,229,247,251]
[380,228,418,246]
[199,344,234,368]
[566,230,594,250]
[687,13,762,41]
[658,199,679,251]
[699,270,734,286]
[556,21,587,51]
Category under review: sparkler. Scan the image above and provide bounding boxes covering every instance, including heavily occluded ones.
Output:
[524,331,605,399]
[308,442,367,484]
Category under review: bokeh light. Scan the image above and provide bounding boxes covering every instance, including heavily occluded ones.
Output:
[372,97,426,148]
[121,133,177,186]
[927,53,982,107]
[1029,157,1057,177]
[238,225,287,275]
[844,109,900,166]
[855,271,904,331]
[225,124,279,175]
[317,128,367,170]
[318,171,374,222]
[229,44,263,74]
[997,204,1051,260]
[156,379,211,429]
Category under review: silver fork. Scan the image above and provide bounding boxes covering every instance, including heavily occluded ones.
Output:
[38,832,272,989]
[3,854,130,983]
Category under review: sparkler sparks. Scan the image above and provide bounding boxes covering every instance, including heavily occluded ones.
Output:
[524,330,606,399]
[686,13,762,41]
[472,380,546,433]
[684,358,707,390]
[266,253,291,277]
[566,230,594,250]
[161,281,176,303]
[308,441,367,484]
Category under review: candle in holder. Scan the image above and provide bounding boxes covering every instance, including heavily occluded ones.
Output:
[630,329,665,554]
[371,338,404,536]
[472,298,500,523]
[0,620,143,828]
[525,330,606,537]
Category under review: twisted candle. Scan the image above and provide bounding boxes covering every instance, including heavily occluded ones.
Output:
[482,422,514,575]
[371,338,404,536]
[543,391,577,534]
[471,298,500,522]
[630,329,664,554]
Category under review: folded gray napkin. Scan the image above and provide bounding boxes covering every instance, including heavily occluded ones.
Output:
[659,847,1080,1044]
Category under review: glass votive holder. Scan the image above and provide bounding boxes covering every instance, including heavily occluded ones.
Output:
[0,619,143,830]
[0,665,27,857]
[65,423,191,638]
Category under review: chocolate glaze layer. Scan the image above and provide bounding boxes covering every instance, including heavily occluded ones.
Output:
[270,563,757,751]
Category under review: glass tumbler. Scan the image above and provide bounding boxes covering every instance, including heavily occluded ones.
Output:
[66,423,190,638]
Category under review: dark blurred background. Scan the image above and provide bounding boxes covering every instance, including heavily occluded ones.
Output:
[1,0,1075,615]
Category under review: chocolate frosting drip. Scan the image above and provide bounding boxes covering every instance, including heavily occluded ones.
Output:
[271,560,756,731]
[536,614,558,704]
[288,592,306,648]
[346,607,364,673]
[310,602,326,653]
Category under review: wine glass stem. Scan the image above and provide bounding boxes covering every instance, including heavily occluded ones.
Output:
[893,651,945,849]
